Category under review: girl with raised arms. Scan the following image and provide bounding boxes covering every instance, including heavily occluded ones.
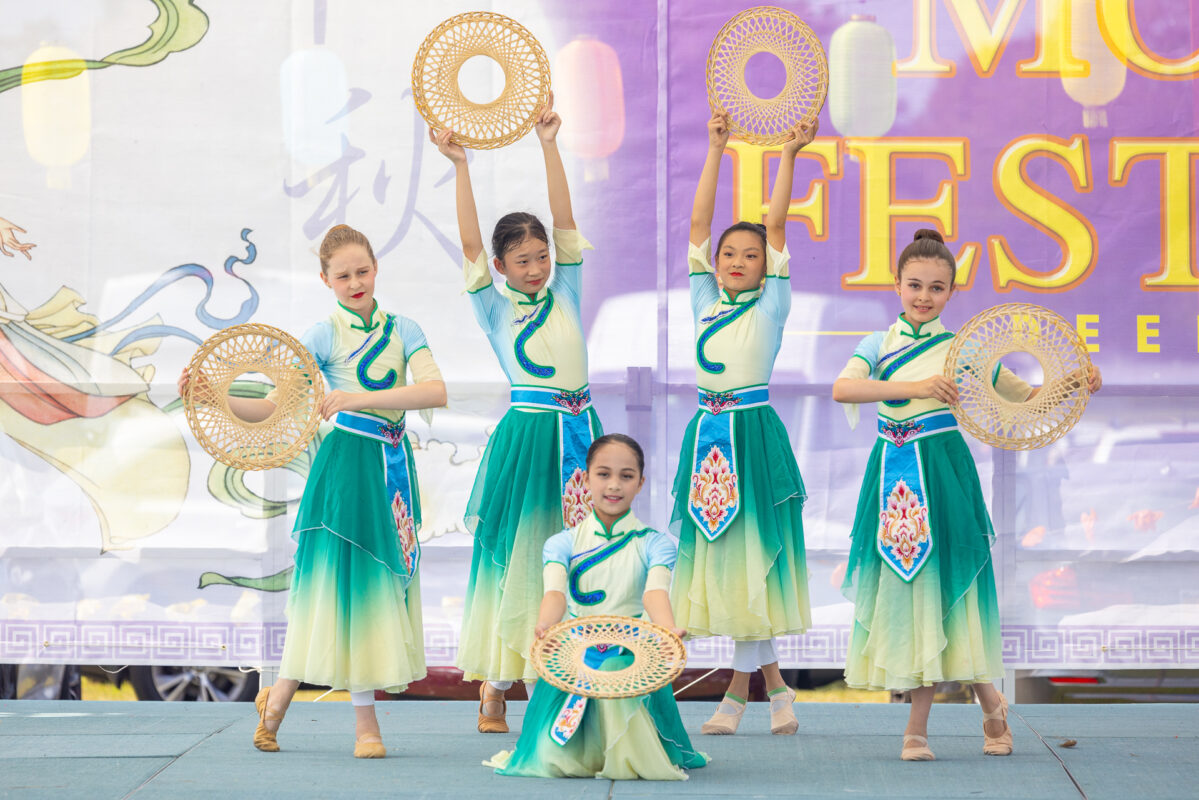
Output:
[488,433,707,780]
[832,229,1102,761]
[431,92,601,734]
[672,112,816,736]
[179,224,447,758]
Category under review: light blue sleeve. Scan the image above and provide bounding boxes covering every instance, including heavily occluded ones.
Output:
[851,331,885,375]
[758,244,792,325]
[643,530,678,571]
[396,315,430,359]
[543,530,574,567]
[467,286,508,336]
[689,274,720,321]
[300,320,334,368]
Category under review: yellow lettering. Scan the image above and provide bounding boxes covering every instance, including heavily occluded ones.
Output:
[1076,314,1100,352]
[1110,139,1199,290]
[1017,0,1089,76]
[841,138,981,289]
[725,139,841,239]
[897,0,956,75]
[1098,0,1199,79]
[1136,315,1160,353]
[942,0,1029,77]
[989,135,1096,291]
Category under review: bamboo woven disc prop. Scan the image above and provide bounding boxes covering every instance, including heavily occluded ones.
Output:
[945,303,1092,451]
[706,6,828,145]
[411,12,551,150]
[183,323,324,470]
[530,615,687,699]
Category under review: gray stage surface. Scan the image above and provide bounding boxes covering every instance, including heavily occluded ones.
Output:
[1,700,1196,799]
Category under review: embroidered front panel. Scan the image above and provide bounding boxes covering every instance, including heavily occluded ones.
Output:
[513,291,556,378]
[878,480,931,577]
[391,490,418,578]
[700,390,742,415]
[562,468,593,529]
[382,440,419,585]
[551,387,591,416]
[380,421,406,448]
[689,445,739,535]
[550,693,587,746]
[356,315,398,390]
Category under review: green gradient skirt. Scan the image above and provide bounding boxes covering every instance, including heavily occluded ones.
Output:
[841,430,1004,690]
[491,652,707,780]
[278,428,425,693]
[457,406,602,682]
[670,405,811,641]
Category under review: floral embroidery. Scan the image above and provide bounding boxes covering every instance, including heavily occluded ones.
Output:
[380,421,406,448]
[551,388,591,416]
[551,696,586,745]
[562,468,593,528]
[689,445,739,534]
[701,390,742,415]
[392,491,417,576]
[880,418,923,447]
[879,480,930,573]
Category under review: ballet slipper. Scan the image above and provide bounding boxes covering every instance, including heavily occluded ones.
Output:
[901,734,935,761]
[700,693,746,735]
[768,687,798,735]
[982,693,1013,756]
[253,686,284,752]
[477,682,509,734]
[353,733,386,759]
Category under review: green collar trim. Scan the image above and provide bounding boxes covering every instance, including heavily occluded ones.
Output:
[339,301,379,331]
[592,508,633,539]
[897,312,941,340]
[721,286,763,305]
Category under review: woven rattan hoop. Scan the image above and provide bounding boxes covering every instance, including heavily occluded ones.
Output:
[945,303,1092,451]
[706,6,828,145]
[530,614,687,699]
[183,323,325,470]
[411,12,551,150]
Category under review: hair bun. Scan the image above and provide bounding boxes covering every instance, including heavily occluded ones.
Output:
[328,224,352,233]
[913,228,944,244]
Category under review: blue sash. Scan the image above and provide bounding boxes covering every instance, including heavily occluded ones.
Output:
[549,644,624,746]
[334,411,419,585]
[687,385,769,542]
[510,385,598,528]
[875,410,957,582]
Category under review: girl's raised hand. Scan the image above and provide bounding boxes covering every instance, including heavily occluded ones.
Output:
[429,126,467,164]
[177,366,211,398]
[534,621,550,639]
[535,90,561,144]
[320,389,364,420]
[782,119,818,157]
[915,374,959,405]
[707,112,730,149]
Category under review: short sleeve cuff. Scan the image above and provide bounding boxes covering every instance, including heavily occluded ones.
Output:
[688,239,714,276]
[552,228,594,266]
[644,565,672,594]
[766,243,791,279]
[836,356,872,382]
[408,348,444,387]
[463,250,493,293]
[543,563,568,595]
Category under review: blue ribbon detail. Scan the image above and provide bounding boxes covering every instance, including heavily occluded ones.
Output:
[67,229,260,354]
[568,533,642,606]
[696,300,754,374]
[357,315,398,390]
[514,291,556,378]
[687,410,740,542]
[880,332,954,381]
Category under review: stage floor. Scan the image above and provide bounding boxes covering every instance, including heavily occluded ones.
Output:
[1,700,1195,799]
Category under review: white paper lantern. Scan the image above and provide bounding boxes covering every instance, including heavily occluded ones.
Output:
[22,46,91,190]
[828,15,897,138]
[1061,0,1126,128]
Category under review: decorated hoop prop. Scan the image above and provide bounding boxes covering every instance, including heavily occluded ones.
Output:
[530,615,687,699]
[945,303,1092,451]
[411,12,551,150]
[706,6,828,145]
[182,323,325,470]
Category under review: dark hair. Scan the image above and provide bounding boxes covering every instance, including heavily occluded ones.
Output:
[491,212,549,261]
[586,433,645,475]
[896,229,956,285]
[715,221,767,256]
[319,224,376,274]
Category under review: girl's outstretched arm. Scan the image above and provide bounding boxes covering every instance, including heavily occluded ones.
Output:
[832,375,959,406]
[690,113,730,248]
[431,127,484,263]
[318,378,448,421]
[535,91,575,231]
[764,120,818,252]
[534,590,567,639]
[643,588,686,639]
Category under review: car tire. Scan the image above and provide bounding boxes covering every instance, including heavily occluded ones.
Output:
[126,665,259,702]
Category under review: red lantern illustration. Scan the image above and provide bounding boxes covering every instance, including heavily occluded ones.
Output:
[554,36,625,182]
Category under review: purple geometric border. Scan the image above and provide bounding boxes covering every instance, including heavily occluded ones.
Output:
[4,621,1197,668]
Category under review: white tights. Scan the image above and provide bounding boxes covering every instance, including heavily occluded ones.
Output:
[350,690,375,707]
[732,639,778,673]
[487,680,514,691]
